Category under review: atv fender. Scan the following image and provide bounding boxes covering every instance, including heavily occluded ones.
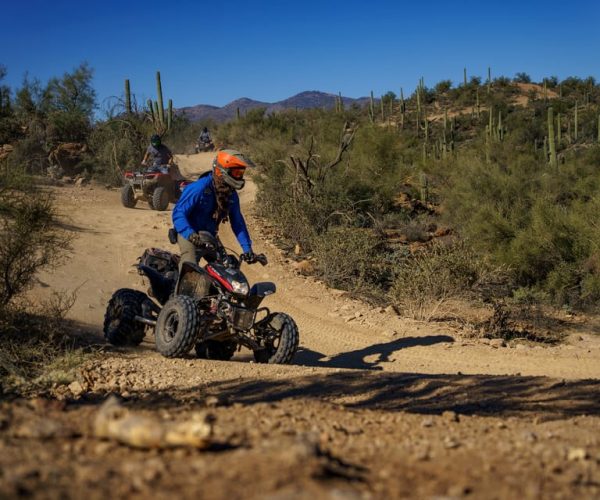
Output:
[138,264,175,305]
[176,262,212,298]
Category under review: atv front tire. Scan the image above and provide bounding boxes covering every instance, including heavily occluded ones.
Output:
[152,186,170,211]
[121,184,137,208]
[104,288,147,346]
[253,313,299,364]
[155,295,199,357]
[195,340,237,361]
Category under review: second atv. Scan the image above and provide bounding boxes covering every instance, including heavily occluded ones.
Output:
[121,164,191,211]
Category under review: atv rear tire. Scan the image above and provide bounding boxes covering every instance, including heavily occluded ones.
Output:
[195,340,237,361]
[155,295,199,357]
[104,288,147,346]
[152,186,169,211]
[121,184,136,208]
[253,313,299,364]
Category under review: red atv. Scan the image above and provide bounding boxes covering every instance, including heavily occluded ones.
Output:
[121,164,191,211]
[103,232,300,364]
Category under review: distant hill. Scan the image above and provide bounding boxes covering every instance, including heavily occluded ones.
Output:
[177,91,370,123]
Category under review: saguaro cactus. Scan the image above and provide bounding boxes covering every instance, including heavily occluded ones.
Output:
[148,71,173,135]
[487,67,492,94]
[463,67,467,86]
[548,107,557,168]
[124,79,132,114]
[574,101,579,140]
[369,91,375,123]
[497,111,505,141]
[399,88,405,129]
[419,172,429,202]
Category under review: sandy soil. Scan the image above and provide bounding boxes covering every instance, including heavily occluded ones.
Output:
[1,153,599,499]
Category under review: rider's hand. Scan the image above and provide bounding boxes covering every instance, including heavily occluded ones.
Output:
[188,233,204,247]
[241,250,256,263]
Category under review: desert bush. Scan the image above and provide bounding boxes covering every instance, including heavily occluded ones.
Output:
[0,168,84,391]
[0,176,70,307]
[311,227,391,294]
[0,290,88,391]
[389,242,510,320]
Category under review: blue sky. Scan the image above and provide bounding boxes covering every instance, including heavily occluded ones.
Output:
[2,0,599,112]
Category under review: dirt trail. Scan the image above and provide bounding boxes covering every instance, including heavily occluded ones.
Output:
[36,153,600,380]
[3,153,600,499]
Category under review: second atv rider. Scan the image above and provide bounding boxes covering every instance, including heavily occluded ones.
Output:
[142,134,184,180]
[172,149,256,295]
[143,134,173,169]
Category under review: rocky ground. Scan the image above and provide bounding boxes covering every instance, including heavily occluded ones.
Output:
[1,153,599,499]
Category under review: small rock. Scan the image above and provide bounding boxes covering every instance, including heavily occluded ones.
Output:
[354,311,363,319]
[567,447,588,461]
[204,396,220,408]
[421,418,434,428]
[443,437,460,449]
[384,305,397,315]
[442,411,460,423]
[68,381,85,397]
[489,338,506,348]
[292,260,314,275]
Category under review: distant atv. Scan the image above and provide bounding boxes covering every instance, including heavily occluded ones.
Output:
[121,165,191,211]
[194,139,214,153]
[103,232,299,364]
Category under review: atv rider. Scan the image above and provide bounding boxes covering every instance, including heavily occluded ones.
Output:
[172,149,256,288]
[198,127,212,146]
[142,134,184,180]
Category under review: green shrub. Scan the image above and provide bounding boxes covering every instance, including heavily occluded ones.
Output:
[311,227,390,294]
[389,242,510,320]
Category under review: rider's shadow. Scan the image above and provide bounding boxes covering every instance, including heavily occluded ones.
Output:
[295,335,454,371]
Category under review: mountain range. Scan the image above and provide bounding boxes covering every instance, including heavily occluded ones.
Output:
[177,91,371,123]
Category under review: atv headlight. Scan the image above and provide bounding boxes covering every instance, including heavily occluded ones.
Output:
[231,280,249,295]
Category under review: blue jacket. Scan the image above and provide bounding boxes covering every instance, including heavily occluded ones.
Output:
[172,173,252,253]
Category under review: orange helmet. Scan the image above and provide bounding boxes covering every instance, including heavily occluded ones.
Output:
[212,149,255,190]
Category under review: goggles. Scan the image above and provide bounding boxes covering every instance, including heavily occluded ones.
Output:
[227,167,246,179]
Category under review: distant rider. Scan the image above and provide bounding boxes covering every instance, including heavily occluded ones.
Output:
[198,127,212,145]
[172,149,256,273]
[142,134,184,180]
[142,134,174,169]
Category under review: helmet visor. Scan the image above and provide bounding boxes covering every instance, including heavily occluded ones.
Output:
[228,167,246,180]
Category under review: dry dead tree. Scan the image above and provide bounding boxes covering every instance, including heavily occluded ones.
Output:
[287,121,356,201]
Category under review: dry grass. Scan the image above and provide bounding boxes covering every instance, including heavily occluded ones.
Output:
[0,291,92,394]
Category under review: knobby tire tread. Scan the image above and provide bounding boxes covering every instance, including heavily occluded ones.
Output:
[155,295,199,358]
[103,288,147,346]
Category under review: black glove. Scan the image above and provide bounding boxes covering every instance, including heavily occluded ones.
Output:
[241,250,256,263]
[188,233,204,247]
